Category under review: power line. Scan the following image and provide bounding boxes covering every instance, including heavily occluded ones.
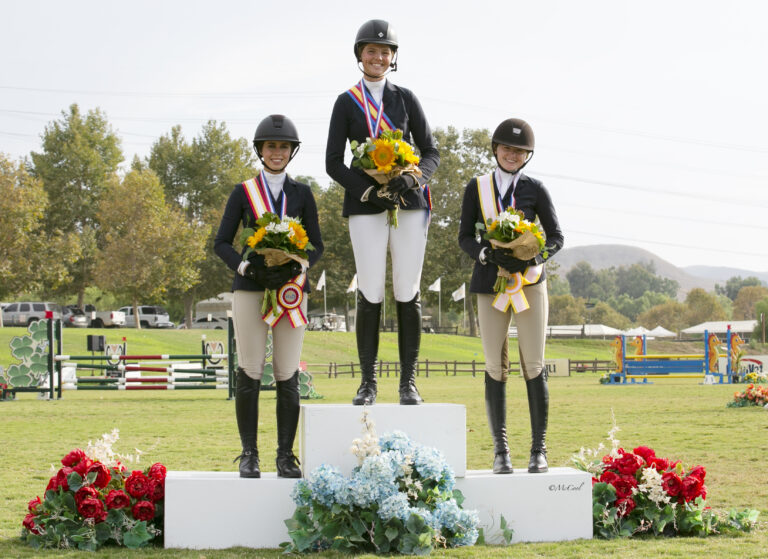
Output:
[536,171,768,209]
[567,229,768,258]
[563,201,768,231]
[3,84,767,154]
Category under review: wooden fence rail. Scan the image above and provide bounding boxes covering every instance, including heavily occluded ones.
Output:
[304,359,615,378]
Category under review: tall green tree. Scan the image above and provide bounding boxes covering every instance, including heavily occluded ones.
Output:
[422,126,494,335]
[30,104,123,305]
[548,294,587,325]
[715,276,763,300]
[147,121,257,324]
[753,298,768,343]
[306,181,355,323]
[638,300,688,333]
[0,154,79,312]
[94,169,208,328]
[684,288,726,325]
[733,286,768,320]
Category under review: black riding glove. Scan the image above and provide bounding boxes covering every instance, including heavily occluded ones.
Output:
[368,188,397,212]
[243,259,268,284]
[263,261,302,289]
[386,174,417,196]
[487,249,530,274]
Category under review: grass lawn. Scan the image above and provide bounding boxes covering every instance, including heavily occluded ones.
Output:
[0,329,766,557]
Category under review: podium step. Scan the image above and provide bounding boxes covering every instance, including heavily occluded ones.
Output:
[165,468,592,549]
[457,468,592,543]
[300,403,467,477]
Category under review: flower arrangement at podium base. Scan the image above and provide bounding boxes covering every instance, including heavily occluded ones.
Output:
[572,420,759,539]
[20,429,166,551]
[283,412,479,555]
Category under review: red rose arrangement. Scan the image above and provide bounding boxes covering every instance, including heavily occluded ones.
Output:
[21,446,167,550]
[575,442,759,538]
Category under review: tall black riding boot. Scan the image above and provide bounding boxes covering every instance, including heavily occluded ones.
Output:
[234,368,261,478]
[485,372,513,474]
[397,293,423,405]
[352,291,381,405]
[275,371,302,478]
[526,371,549,473]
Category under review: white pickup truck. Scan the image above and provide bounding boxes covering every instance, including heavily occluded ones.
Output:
[83,304,126,328]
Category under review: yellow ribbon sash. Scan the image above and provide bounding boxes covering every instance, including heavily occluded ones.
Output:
[492,264,543,313]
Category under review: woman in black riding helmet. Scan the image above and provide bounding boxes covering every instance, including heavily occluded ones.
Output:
[215,115,323,478]
[325,19,440,406]
[458,118,563,474]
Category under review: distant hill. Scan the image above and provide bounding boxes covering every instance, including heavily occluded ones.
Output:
[682,265,768,285]
[553,244,716,297]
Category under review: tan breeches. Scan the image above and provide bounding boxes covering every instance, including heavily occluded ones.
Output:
[232,290,307,381]
[477,280,548,381]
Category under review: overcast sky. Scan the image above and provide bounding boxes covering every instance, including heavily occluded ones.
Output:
[2,0,767,273]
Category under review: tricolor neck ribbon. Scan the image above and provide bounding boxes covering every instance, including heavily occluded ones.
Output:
[262,273,307,328]
[347,80,394,138]
[242,171,287,220]
[492,265,543,314]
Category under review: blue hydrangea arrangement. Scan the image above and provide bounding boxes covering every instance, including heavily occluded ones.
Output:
[283,430,479,555]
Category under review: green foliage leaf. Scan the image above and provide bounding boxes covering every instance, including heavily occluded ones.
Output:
[67,471,84,493]
[123,521,153,549]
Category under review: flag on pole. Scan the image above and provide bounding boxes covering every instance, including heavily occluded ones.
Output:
[346,274,358,293]
[428,277,441,292]
[452,283,465,301]
[316,270,326,291]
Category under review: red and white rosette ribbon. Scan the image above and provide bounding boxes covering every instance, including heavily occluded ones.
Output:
[262,273,307,328]
[492,265,543,314]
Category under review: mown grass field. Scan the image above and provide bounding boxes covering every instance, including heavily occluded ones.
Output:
[0,328,766,558]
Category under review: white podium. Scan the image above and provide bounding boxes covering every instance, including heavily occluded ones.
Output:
[300,403,466,477]
[165,403,593,549]
[457,468,592,543]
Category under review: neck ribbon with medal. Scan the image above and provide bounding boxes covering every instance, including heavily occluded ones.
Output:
[476,171,543,313]
[346,80,432,211]
[241,171,308,328]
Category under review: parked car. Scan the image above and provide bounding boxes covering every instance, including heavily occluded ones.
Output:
[1,302,63,326]
[118,305,174,328]
[178,316,228,330]
[82,304,126,328]
[62,306,89,328]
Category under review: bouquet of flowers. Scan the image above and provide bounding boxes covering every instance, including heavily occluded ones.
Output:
[572,420,759,538]
[283,411,479,555]
[350,129,422,227]
[476,208,547,292]
[241,212,314,316]
[728,383,768,407]
[21,429,166,550]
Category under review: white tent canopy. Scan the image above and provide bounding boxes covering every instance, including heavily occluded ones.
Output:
[623,326,652,337]
[680,320,757,335]
[648,326,677,338]
[509,324,623,338]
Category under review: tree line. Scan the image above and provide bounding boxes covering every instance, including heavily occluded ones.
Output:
[2,104,767,335]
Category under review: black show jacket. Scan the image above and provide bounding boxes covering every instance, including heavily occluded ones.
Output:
[458,173,564,294]
[214,176,324,293]
[325,80,440,217]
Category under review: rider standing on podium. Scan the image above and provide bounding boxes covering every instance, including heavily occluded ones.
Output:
[458,119,563,474]
[215,115,324,479]
[325,19,440,406]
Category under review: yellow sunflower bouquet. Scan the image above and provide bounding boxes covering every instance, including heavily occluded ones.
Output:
[241,212,315,315]
[476,208,548,292]
[350,129,422,227]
